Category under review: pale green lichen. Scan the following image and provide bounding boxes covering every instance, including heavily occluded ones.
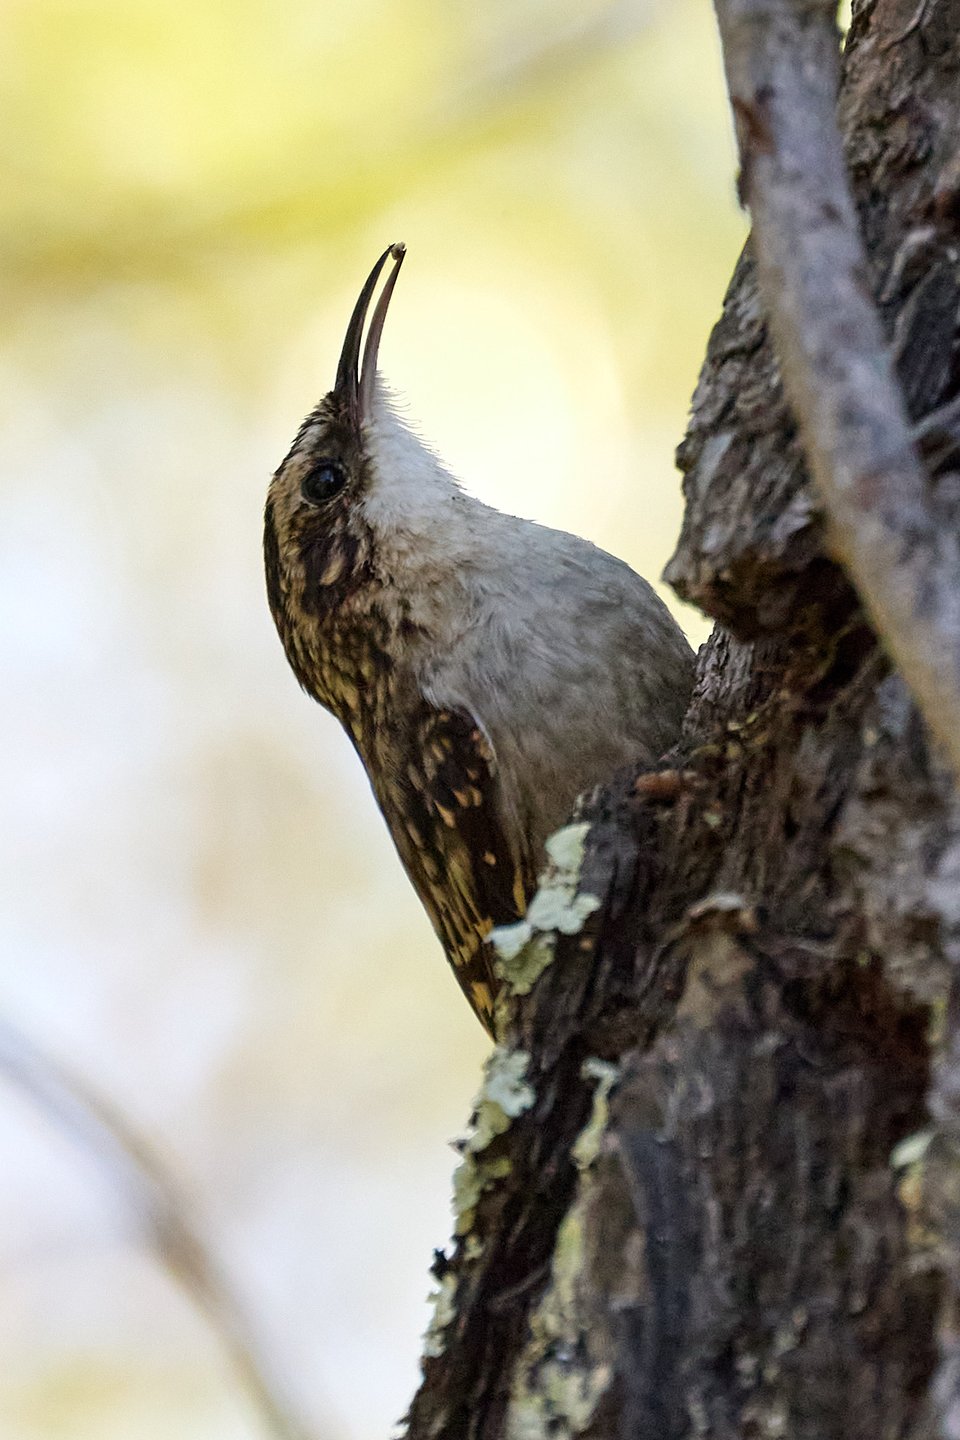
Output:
[491,919,538,963]
[503,1060,624,1434]
[929,993,948,1045]
[526,821,599,936]
[495,931,556,997]
[541,1362,611,1433]
[472,1047,536,1147]
[423,1271,459,1359]
[453,1153,513,1236]
[571,1059,619,1172]
[451,1152,484,1227]
[891,1128,933,1169]
[540,1207,584,1335]
[544,822,591,871]
[491,822,600,999]
[507,1363,610,1440]
[505,1199,611,1437]
[526,888,600,935]
[451,1047,535,1234]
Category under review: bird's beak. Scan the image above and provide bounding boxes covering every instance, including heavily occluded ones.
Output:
[334,242,406,423]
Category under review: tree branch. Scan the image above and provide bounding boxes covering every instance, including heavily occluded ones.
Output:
[0,1018,326,1440]
[712,0,960,781]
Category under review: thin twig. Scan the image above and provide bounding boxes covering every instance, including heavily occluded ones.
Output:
[0,1017,330,1440]
[712,0,960,784]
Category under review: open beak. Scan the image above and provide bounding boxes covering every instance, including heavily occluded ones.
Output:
[334,242,406,422]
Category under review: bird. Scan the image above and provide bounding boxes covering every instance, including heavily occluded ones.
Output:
[263,243,695,1037]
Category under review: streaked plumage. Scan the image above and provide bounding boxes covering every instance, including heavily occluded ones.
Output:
[264,245,694,1034]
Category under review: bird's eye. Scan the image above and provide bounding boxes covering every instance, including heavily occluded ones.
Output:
[301,461,348,505]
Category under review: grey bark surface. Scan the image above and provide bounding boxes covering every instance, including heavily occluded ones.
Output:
[403,1,960,1436]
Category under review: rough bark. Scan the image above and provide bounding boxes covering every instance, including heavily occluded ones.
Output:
[403,1,960,1436]
[712,0,960,784]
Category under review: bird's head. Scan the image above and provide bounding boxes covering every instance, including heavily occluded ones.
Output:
[264,243,482,710]
[263,242,405,626]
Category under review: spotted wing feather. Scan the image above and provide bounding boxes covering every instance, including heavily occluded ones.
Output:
[374,704,533,1035]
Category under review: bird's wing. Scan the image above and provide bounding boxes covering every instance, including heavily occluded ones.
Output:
[376,702,535,1036]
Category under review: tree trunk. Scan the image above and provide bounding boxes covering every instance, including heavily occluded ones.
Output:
[404,1,960,1435]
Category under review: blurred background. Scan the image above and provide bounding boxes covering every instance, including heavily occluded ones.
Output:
[0,0,742,1435]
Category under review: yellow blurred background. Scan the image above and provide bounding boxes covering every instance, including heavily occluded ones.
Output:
[0,1,742,1435]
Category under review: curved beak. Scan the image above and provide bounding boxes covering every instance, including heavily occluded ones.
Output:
[334,242,406,422]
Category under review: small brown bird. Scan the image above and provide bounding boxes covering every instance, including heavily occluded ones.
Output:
[264,244,694,1035]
